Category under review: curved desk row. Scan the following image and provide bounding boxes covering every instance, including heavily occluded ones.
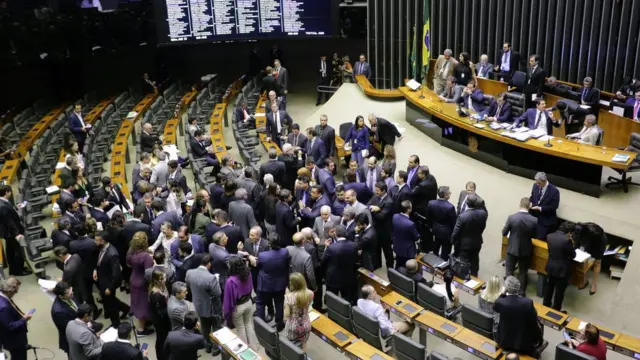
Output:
[163,89,197,146]
[210,103,230,161]
[355,75,404,100]
[111,93,156,200]
[255,96,282,155]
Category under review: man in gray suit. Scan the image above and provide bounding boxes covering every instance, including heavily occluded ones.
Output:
[456,181,487,215]
[438,76,463,103]
[360,157,382,194]
[344,189,372,224]
[185,254,221,355]
[65,304,102,360]
[286,232,317,291]
[208,232,231,290]
[475,54,494,78]
[228,188,258,239]
[167,281,195,330]
[274,59,289,104]
[313,205,340,241]
[150,152,168,188]
[502,197,538,294]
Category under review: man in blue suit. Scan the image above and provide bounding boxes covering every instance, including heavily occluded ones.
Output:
[529,172,560,240]
[392,201,420,270]
[151,199,184,240]
[90,194,111,226]
[427,186,457,261]
[480,92,513,123]
[512,99,561,135]
[322,225,359,305]
[170,226,206,268]
[353,54,372,80]
[275,189,300,247]
[51,281,102,355]
[457,80,486,113]
[254,234,290,332]
[0,277,31,360]
[235,100,255,128]
[299,185,331,227]
[390,171,411,214]
[305,127,327,167]
[317,159,336,199]
[68,102,89,154]
[344,168,373,204]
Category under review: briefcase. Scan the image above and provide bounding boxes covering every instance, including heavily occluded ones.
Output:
[449,255,471,281]
[420,253,448,270]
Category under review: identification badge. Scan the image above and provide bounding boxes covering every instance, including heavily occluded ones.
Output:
[354,140,358,144]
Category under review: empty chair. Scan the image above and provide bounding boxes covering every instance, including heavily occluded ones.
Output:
[388,268,416,300]
[325,291,353,332]
[555,343,596,360]
[429,351,450,360]
[606,132,640,192]
[416,283,461,319]
[254,317,279,359]
[351,305,390,352]
[279,335,307,360]
[393,332,426,360]
[461,304,494,339]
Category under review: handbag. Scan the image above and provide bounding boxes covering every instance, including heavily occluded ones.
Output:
[448,255,471,280]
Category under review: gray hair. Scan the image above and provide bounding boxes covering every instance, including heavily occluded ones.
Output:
[584,77,593,83]
[504,276,521,295]
[157,151,166,161]
[263,173,274,186]
[480,54,488,61]
[320,205,331,215]
[282,143,293,154]
[171,281,187,296]
[212,231,225,244]
[249,226,262,237]
[443,49,453,56]
[585,114,597,125]
[0,277,20,294]
[437,186,451,199]
[534,172,547,182]
[235,188,248,199]
[334,225,347,238]
[343,207,356,219]
[268,147,277,158]
[143,123,152,130]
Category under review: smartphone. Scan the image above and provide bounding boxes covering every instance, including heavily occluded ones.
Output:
[140,343,148,352]
[27,308,36,315]
[395,300,404,306]
[562,330,571,341]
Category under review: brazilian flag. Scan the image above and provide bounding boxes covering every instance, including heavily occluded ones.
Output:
[421,0,431,82]
[410,25,417,79]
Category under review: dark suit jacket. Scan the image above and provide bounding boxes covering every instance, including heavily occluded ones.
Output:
[90,208,110,226]
[390,184,411,213]
[458,88,487,112]
[52,229,74,249]
[369,117,401,147]
[392,214,420,258]
[257,248,290,292]
[214,224,243,255]
[317,168,336,198]
[494,295,542,353]
[451,208,488,250]
[513,108,561,135]
[169,235,206,267]
[427,199,457,240]
[545,231,576,278]
[480,100,513,123]
[141,131,161,154]
[317,60,332,82]
[99,185,130,212]
[502,211,538,257]
[0,199,24,240]
[287,133,308,151]
[152,211,184,239]
[406,166,421,189]
[524,66,546,98]
[356,226,377,269]
[189,138,209,159]
[266,110,293,141]
[235,107,251,123]
[68,112,87,144]
[96,244,122,292]
[367,194,394,238]
[344,182,373,205]
[314,124,336,157]
[410,175,438,216]
[301,195,331,220]
[275,201,299,247]
[164,329,205,360]
[69,236,99,280]
[322,239,359,288]
[579,87,601,108]
[51,297,79,352]
[259,159,286,186]
[496,50,521,75]
[102,340,146,360]
[166,171,190,195]
[177,254,204,283]
[353,61,372,79]
[123,219,152,245]
[62,254,86,301]
[0,295,28,350]
[261,74,282,96]
[456,190,487,215]
[529,183,560,226]
[306,137,327,167]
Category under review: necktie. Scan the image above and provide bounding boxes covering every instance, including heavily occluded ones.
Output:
[535,111,542,128]
[254,243,258,255]
[310,139,315,151]
[368,169,375,191]
[528,67,536,84]
[276,112,281,133]
[98,248,106,266]
[359,63,363,74]
[9,297,25,316]
[65,299,78,312]
[582,89,588,100]
[275,72,279,80]
[538,187,544,202]
[148,208,154,221]
[496,104,502,119]
[293,134,298,147]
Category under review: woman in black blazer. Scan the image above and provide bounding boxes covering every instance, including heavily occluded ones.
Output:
[453,52,477,87]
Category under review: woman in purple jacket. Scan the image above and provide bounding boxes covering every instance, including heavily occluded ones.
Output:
[223,256,259,350]
[344,115,370,167]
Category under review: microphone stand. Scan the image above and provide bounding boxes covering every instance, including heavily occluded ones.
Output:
[544,136,553,147]
[129,312,140,348]
[419,82,426,99]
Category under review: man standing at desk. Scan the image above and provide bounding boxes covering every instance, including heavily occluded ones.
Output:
[502,197,537,295]
[512,99,561,135]
[579,77,601,115]
[529,172,560,240]
[433,49,457,94]
[451,194,487,277]
[494,42,521,82]
[544,222,576,311]
[524,54,546,109]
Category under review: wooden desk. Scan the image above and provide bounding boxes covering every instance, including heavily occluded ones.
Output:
[210,104,230,161]
[0,160,21,183]
[453,328,503,360]
[380,292,423,323]
[500,236,594,288]
[414,310,462,346]
[565,317,620,349]
[533,302,569,330]
[310,310,357,351]
[355,75,404,100]
[614,334,640,358]
[357,268,391,296]
[15,105,66,160]
[344,339,394,360]
[598,110,640,149]
[210,328,262,360]
[415,253,485,295]
[477,78,508,97]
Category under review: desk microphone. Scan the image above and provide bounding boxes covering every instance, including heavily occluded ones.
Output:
[26,345,42,350]
[419,84,426,99]
[544,136,553,148]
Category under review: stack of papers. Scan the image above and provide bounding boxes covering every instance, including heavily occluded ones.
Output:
[473,123,486,129]
[213,327,237,345]
[513,127,530,133]
[464,279,480,288]
[527,129,547,138]
[309,311,321,322]
[406,79,421,91]
[537,135,553,142]
[574,249,591,263]
[99,327,119,342]
[126,111,138,119]
[502,132,531,141]
[489,122,503,130]
[226,338,248,354]
[612,154,631,163]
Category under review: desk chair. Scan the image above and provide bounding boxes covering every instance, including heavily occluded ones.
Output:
[326,291,353,332]
[595,127,604,146]
[429,351,450,360]
[554,343,596,360]
[393,332,426,360]
[279,335,307,360]
[461,304,494,340]
[416,283,461,320]
[510,71,527,94]
[504,92,524,116]
[606,132,640,193]
[482,94,496,108]
[388,268,416,300]
[254,317,279,359]
[339,122,352,140]
[351,305,392,352]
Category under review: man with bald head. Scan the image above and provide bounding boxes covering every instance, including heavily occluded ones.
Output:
[398,259,432,287]
[344,189,372,225]
[362,156,382,193]
[566,115,599,145]
[286,232,317,291]
[313,205,340,241]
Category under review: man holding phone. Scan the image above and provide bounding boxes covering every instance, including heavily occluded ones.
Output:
[0,277,31,360]
[101,323,149,360]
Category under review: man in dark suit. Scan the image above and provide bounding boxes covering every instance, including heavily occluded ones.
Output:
[261,66,281,96]
[475,54,493,78]
[392,201,420,269]
[176,242,203,283]
[210,210,243,254]
[512,99,561,135]
[410,166,438,219]
[355,213,377,270]
[59,157,77,186]
[361,156,382,194]
[353,53,372,80]
[0,184,28,276]
[317,159,337,199]
[427,186,457,261]
[398,259,432,287]
[287,123,308,155]
[305,127,327,168]
[314,115,335,160]
[578,77,601,115]
[166,160,190,195]
[52,218,74,249]
[322,225,359,305]
[529,172,560,240]
[544,222,576,311]
[367,114,402,151]
[502,197,538,294]
[163,311,205,360]
[480,92,513,123]
[266,103,293,148]
[96,177,130,213]
[190,130,219,168]
[273,59,289,102]
[140,123,161,154]
[299,185,331,228]
[265,90,285,114]
[456,181,487,215]
[524,54,546,109]
[406,155,421,189]
[151,199,184,240]
[390,171,411,214]
[317,55,331,105]
[451,194,488,277]
[457,80,486,113]
[235,99,254,128]
[494,276,543,357]
[259,148,286,186]
[494,42,521,82]
[124,205,152,246]
[95,231,129,325]
[51,282,93,356]
[344,169,373,205]
[275,189,300,247]
[139,193,156,226]
[102,323,149,360]
[170,226,206,268]
[68,224,100,315]
[90,194,111,226]
[243,227,272,316]
[255,234,290,332]
[53,246,89,308]
[368,181,394,269]
[68,102,89,154]
[0,277,31,360]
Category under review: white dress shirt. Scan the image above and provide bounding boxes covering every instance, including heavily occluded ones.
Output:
[357,299,394,336]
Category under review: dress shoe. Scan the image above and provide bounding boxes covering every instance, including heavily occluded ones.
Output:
[94,308,104,319]
[211,347,221,356]
[225,145,232,150]
[276,323,285,332]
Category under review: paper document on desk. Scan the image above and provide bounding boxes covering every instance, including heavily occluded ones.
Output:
[579,105,591,109]
[574,249,591,263]
[254,112,266,117]
[513,133,532,142]
[309,311,321,322]
[213,327,237,345]
[226,338,248,354]
[489,122,503,130]
[464,279,480,288]
[513,127,530,133]
[473,123,486,129]
[100,327,118,342]
[406,79,421,91]
[612,154,631,163]
[527,129,547,138]
[537,135,553,142]
[611,107,625,116]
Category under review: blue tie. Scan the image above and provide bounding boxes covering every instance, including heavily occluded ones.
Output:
[582,89,587,100]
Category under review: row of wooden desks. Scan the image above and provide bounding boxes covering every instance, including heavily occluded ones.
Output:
[210,326,262,360]
[163,90,197,146]
[210,103,229,161]
[254,97,282,155]
[415,253,486,295]
[565,317,640,357]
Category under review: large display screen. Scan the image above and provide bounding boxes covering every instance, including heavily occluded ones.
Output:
[156,0,332,44]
